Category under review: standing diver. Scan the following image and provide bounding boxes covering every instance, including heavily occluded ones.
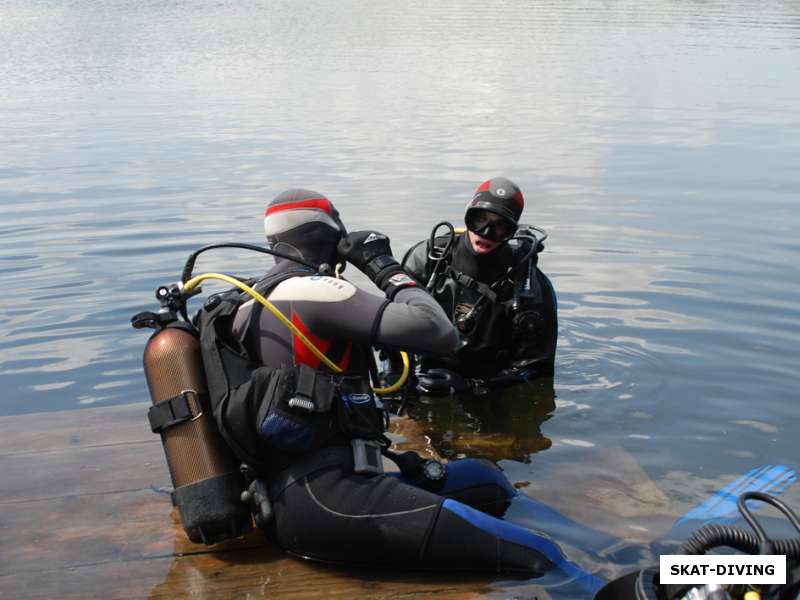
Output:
[204,188,574,574]
[402,177,558,395]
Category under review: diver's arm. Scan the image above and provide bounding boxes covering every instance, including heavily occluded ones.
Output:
[270,276,457,355]
[336,230,458,355]
[375,286,459,355]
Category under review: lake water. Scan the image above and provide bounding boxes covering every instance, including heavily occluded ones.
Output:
[1,0,799,596]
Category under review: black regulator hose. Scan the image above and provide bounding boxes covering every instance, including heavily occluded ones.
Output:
[679,523,800,558]
[181,242,317,283]
[680,492,800,558]
[506,226,547,278]
[739,490,800,536]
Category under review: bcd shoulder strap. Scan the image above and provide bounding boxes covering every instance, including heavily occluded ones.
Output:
[444,267,499,304]
[197,268,313,412]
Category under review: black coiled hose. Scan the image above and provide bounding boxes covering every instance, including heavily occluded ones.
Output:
[679,523,800,558]
[606,491,800,600]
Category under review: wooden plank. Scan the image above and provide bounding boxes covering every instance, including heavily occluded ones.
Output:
[0,439,170,503]
[146,551,505,600]
[0,402,153,456]
[13,403,794,599]
[0,549,543,600]
[0,478,545,599]
[0,405,557,598]
[0,488,265,576]
[0,557,175,600]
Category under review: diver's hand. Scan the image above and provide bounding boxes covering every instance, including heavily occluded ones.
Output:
[337,230,396,277]
[338,231,418,298]
[416,368,471,396]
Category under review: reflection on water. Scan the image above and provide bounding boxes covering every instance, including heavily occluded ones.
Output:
[1,0,800,596]
[405,380,556,463]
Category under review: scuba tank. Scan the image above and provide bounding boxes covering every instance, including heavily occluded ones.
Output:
[133,281,252,545]
[141,319,251,545]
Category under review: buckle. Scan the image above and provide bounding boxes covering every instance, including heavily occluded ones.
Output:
[148,389,205,434]
[182,389,204,420]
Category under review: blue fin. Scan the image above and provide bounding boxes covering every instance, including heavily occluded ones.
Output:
[676,464,797,526]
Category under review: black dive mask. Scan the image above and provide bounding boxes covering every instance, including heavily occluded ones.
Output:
[465,209,517,242]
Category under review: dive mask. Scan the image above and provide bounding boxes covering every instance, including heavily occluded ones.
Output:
[465,209,518,242]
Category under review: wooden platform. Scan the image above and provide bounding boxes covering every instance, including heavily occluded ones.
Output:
[0,403,550,599]
[5,402,796,599]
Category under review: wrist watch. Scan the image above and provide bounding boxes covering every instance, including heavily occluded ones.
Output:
[420,459,447,483]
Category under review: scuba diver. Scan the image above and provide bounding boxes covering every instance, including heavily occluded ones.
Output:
[401,177,558,396]
[133,188,590,578]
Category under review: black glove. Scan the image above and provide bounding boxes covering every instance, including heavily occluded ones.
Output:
[337,231,418,299]
[416,368,472,396]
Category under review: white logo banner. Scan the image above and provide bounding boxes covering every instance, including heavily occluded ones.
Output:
[660,554,786,585]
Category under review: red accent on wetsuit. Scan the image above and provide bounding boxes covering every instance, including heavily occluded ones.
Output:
[337,340,352,372]
[266,198,333,216]
[291,311,352,372]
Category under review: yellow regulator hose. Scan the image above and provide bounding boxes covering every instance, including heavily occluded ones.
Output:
[376,350,410,395]
[182,273,409,395]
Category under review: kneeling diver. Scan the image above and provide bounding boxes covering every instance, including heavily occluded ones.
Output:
[402,177,558,395]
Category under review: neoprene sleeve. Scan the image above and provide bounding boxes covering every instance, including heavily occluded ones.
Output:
[375,286,459,355]
[233,267,457,365]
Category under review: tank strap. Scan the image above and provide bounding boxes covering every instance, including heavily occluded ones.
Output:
[148,389,209,434]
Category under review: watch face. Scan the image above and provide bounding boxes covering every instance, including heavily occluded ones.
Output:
[423,460,446,481]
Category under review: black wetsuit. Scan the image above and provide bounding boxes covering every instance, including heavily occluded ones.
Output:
[403,232,558,382]
[226,260,559,573]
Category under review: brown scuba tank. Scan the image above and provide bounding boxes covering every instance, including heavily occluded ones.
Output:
[143,324,251,544]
